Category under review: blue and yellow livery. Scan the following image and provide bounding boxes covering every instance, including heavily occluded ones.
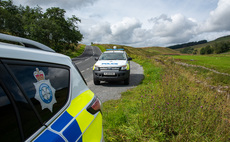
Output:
[0,33,103,142]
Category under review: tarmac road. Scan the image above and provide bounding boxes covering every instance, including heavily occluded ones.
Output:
[72,45,144,103]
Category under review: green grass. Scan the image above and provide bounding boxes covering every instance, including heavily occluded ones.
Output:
[103,56,230,141]
[101,44,230,142]
[65,44,85,58]
[172,54,230,74]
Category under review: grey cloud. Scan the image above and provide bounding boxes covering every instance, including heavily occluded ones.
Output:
[148,14,197,45]
[15,0,98,10]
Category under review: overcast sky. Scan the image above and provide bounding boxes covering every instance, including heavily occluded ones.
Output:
[14,0,230,47]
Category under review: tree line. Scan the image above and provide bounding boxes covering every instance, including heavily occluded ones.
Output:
[168,40,207,49]
[200,42,230,55]
[179,41,230,55]
[0,0,83,53]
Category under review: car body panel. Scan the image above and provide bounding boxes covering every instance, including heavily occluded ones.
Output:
[0,35,103,142]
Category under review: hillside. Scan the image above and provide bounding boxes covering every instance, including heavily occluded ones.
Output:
[92,44,180,56]
[100,43,230,142]
[175,35,230,51]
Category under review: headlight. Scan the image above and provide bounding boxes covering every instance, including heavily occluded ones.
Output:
[94,65,100,71]
[121,65,127,70]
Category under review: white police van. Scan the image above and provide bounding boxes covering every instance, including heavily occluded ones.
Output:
[0,33,103,142]
[93,46,132,85]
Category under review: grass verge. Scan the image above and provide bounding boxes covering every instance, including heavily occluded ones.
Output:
[64,44,86,58]
[103,55,230,141]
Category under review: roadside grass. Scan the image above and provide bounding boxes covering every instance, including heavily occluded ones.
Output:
[172,54,230,74]
[65,44,85,58]
[103,55,230,141]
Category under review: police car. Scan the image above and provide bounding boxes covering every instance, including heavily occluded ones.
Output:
[93,46,132,85]
[0,33,103,142]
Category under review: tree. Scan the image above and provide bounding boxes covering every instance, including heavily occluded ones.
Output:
[0,1,83,53]
[204,45,213,54]
[193,49,198,55]
[0,0,24,36]
[200,47,205,55]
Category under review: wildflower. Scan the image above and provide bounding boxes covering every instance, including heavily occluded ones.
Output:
[153,108,154,110]
[201,106,203,108]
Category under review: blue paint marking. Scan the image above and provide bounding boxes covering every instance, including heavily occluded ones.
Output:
[102,63,118,65]
[63,120,82,142]
[35,130,65,142]
[51,111,73,132]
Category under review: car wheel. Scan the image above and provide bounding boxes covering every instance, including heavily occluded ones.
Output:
[124,77,129,85]
[94,78,100,85]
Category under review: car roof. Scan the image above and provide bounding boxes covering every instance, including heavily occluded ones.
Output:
[0,33,55,52]
[0,42,72,67]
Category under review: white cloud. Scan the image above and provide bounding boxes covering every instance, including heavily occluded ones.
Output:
[80,17,143,45]
[80,22,112,43]
[202,0,230,31]
[147,14,198,45]
[110,17,142,44]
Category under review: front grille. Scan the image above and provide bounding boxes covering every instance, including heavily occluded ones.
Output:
[100,67,120,70]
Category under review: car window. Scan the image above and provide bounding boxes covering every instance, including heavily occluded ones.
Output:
[1,60,70,140]
[99,53,126,60]
[7,64,70,122]
[0,62,42,140]
[0,85,21,142]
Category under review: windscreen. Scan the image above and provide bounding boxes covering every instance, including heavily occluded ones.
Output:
[99,53,126,60]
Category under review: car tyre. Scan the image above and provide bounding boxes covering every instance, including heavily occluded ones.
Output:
[124,77,129,85]
[94,78,100,85]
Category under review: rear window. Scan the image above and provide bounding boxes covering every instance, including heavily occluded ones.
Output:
[0,85,21,142]
[8,64,70,122]
[0,60,70,140]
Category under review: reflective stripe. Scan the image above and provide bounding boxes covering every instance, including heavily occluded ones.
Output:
[93,64,95,70]
[35,90,96,142]
[34,130,65,142]
[67,90,94,117]
[82,112,103,141]
[127,63,130,70]
[51,111,73,132]
[63,120,82,142]
[76,109,94,132]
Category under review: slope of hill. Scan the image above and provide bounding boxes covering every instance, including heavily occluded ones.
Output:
[175,35,230,51]
[167,40,207,49]
[92,44,180,56]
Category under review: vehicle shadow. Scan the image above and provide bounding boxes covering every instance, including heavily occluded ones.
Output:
[99,73,144,87]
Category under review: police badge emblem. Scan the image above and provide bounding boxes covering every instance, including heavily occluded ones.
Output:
[33,68,56,112]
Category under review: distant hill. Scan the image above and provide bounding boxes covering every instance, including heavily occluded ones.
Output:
[167,40,207,49]
[169,35,230,54]
[185,35,230,50]
[93,44,180,56]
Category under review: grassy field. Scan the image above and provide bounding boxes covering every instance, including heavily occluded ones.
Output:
[172,54,230,74]
[96,44,230,142]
